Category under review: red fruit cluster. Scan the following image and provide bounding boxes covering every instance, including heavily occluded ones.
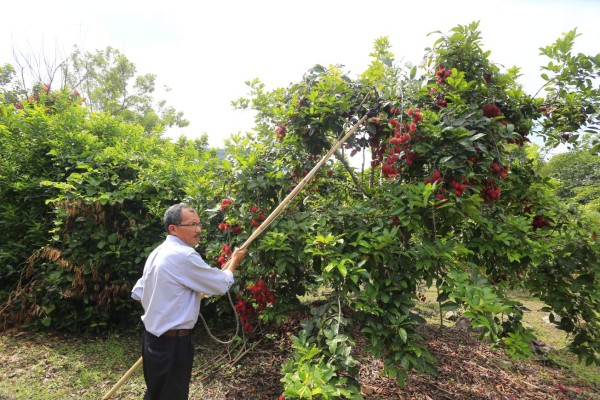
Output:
[249,205,266,227]
[436,67,452,83]
[220,198,233,212]
[429,87,448,108]
[449,178,468,196]
[248,279,276,311]
[483,104,502,118]
[532,215,551,231]
[217,221,242,233]
[490,162,509,179]
[368,115,381,126]
[234,296,256,332]
[407,107,423,123]
[234,279,277,332]
[217,243,232,267]
[435,95,447,108]
[275,124,287,142]
[435,192,448,207]
[390,132,411,145]
[424,170,443,185]
[482,179,501,202]
[366,106,425,174]
[381,162,400,178]
[401,151,418,167]
[468,155,481,164]
[70,89,86,104]
[291,168,308,183]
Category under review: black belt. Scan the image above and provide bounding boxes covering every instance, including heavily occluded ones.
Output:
[161,329,192,337]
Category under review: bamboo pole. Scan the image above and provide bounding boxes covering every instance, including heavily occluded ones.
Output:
[101,356,143,400]
[101,109,372,399]
[236,112,370,252]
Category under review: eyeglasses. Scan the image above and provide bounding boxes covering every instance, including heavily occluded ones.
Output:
[176,222,202,228]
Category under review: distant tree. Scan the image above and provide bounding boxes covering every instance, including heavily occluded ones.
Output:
[0,85,218,332]
[540,149,600,217]
[5,45,188,134]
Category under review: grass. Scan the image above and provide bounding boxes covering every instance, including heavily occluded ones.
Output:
[0,332,146,399]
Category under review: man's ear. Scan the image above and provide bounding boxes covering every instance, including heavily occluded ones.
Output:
[167,224,177,235]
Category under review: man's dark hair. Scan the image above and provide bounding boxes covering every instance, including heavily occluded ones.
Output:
[163,203,195,232]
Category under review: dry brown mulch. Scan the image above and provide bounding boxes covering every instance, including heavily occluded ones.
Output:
[356,324,595,399]
[197,321,598,400]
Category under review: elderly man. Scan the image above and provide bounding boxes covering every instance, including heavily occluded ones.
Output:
[132,203,246,400]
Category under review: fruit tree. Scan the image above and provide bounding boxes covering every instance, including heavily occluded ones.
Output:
[202,22,599,396]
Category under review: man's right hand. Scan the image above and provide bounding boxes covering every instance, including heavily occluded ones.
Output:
[228,248,247,272]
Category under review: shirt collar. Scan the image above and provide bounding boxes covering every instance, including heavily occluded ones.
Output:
[166,234,191,247]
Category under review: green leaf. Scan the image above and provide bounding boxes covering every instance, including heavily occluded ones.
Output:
[398,328,408,343]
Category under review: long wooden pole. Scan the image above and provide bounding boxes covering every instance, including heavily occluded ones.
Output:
[101,111,371,399]
[101,357,143,400]
[236,112,370,252]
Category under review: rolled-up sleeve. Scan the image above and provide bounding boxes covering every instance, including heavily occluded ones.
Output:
[178,253,235,296]
[131,277,144,301]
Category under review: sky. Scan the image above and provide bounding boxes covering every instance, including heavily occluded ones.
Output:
[2,0,599,149]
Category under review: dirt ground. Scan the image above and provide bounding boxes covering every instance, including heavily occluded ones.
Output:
[191,319,598,400]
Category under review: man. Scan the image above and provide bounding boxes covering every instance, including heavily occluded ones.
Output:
[131,203,247,400]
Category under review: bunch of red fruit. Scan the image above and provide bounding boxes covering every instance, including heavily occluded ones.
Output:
[436,66,452,84]
[483,104,502,118]
[481,179,501,202]
[234,279,277,332]
[381,162,400,178]
[220,198,233,212]
[401,151,418,167]
[217,243,232,267]
[449,178,468,196]
[234,296,256,332]
[407,107,423,124]
[435,190,448,207]
[490,162,509,179]
[424,170,444,185]
[249,204,267,227]
[217,198,244,233]
[428,87,448,108]
[217,222,231,231]
[275,124,287,142]
[532,215,551,231]
[218,221,243,233]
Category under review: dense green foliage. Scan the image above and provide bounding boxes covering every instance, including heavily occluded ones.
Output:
[540,148,600,218]
[0,21,598,398]
[0,70,216,331]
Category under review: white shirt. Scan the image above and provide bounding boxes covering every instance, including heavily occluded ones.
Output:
[131,235,234,336]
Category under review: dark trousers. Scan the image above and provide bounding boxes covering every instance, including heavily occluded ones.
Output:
[142,330,194,400]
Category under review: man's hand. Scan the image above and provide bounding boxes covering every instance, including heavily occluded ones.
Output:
[227,248,247,273]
